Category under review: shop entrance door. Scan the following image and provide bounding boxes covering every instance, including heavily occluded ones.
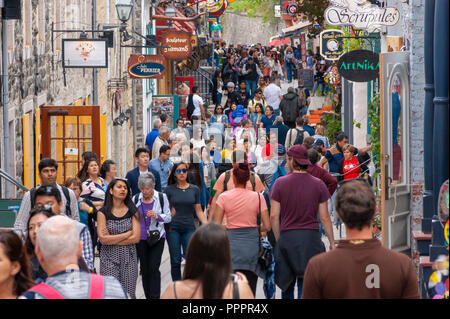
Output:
[40,106,100,185]
[380,52,411,252]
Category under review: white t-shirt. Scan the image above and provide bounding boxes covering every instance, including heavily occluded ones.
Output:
[263,83,282,110]
[186,94,204,117]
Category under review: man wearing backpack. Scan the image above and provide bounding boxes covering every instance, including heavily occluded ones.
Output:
[15,158,80,234]
[185,86,205,122]
[279,87,302,129]
[208,150,265,221]
[285,117,310,151]
[21,216,128,299]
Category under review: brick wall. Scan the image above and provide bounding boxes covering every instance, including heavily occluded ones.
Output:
[407,0,425,259]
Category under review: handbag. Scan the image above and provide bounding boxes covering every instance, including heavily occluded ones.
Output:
[257,193,273,270]
[141,204,161,247]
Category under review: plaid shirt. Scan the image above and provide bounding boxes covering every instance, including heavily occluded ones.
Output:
[76,219,94,271]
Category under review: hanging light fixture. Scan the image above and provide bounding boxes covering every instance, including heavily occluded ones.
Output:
[115,0,134,24]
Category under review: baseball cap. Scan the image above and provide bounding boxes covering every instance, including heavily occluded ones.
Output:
[313,139,324,147]
[275,145,286,156]
[227,82,235,88]
[287,145,311,166]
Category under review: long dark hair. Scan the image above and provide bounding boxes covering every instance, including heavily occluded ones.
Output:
[25,207,55,256]
[183,223,233,299]
[77,158,100,182]
[168,162,189,186]
[101,178,138,218]
[0,230,35,296]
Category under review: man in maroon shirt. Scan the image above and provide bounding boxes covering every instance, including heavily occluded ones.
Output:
[270,145,335,299]
[302,179,420,299]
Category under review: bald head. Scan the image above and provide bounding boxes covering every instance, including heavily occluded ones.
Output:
[36,215,80,270]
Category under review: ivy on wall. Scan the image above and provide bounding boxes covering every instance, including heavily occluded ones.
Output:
[368,93,381,176]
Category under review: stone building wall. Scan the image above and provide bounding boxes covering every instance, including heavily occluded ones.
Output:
[1,1,94,198]
[221,11,284,46]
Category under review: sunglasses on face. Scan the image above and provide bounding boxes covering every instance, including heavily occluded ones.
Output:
[176,168,188,174]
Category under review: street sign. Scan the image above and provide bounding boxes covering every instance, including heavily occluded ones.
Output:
[274,5,281,18]
[62,39,108,68]
[161,30,192,61]
[127,55,166,79]
[320,29,344,61]
[325,0,400,32]
[337,49,379,82]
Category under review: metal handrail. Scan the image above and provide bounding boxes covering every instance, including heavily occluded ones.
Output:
[0,169,29,192]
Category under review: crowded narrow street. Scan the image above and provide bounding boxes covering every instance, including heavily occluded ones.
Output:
[0,0,448,308]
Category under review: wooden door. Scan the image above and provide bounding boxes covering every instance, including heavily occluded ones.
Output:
[40,106,100,185]
[380,52,411,252]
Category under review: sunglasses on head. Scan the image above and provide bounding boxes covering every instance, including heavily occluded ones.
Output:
[176,168,188,174]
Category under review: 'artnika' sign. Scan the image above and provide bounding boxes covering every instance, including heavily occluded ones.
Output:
[128,55,165,79]
[337,49,379,82]
[161,31,192,61]
[325,0,400,32]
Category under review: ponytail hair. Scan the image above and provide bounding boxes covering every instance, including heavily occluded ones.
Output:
[232,162,250,186]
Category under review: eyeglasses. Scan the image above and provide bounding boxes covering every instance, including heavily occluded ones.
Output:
[176,168,188,174]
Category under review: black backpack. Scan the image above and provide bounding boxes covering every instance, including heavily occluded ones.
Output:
[292,128,305,145]
[30,186,72,217]
[186,94,195,120]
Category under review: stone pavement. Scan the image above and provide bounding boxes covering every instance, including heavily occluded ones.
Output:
[93,223,345,299]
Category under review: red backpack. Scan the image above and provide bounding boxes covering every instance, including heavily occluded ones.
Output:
[28,273,105,299]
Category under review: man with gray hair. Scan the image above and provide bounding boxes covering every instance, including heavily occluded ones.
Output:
[21,216,128,299]
[152,125,170,160]
[272,115,290,146]
[145,118,162,151]
[279,86,302,129]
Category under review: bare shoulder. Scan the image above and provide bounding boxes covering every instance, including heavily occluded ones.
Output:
[235,272,255,299]
[161,282,175,299]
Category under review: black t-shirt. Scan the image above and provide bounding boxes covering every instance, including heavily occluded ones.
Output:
[164,184,200,229]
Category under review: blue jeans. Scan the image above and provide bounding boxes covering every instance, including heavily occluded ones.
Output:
[281,277,303,299]
[273,108,281,117]
[215,92,222,106]
[285,63,293,82]
[166,225,195,281]
[245,80,257,99]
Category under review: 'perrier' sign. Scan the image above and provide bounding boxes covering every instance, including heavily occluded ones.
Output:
[337,49,379,82]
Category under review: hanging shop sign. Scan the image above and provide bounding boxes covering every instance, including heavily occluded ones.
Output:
[161,31,192,61]
[127,55,165,79]
[286,3,298,17]
[274,5,281,18]
[337,49,379,82]
[62,39,108,68]
[325,0,400,32]
[320,29,344,61]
